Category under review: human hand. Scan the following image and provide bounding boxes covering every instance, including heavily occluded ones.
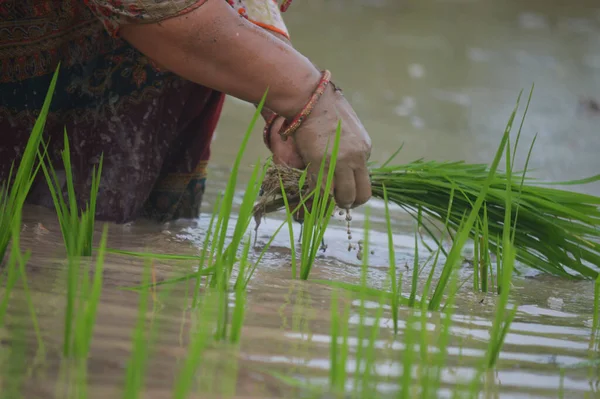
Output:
[265,115,305,169]
[292,81,372,210]
[266,79,372,210]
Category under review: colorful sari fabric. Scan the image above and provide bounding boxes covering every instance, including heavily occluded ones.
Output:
[0,0,289,224]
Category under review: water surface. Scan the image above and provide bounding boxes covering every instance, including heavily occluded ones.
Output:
[2,0,600,398]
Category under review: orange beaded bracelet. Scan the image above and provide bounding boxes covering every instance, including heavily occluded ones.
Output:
[263,70,333,149]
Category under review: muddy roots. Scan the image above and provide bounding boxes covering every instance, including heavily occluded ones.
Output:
[252,163,310,229]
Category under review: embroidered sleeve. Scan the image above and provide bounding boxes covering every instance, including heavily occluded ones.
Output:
[86,0,290,40]
[84,0,208,37]
[228,0,290,39]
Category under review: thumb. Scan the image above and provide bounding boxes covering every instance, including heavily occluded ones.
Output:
[267,117,305,169]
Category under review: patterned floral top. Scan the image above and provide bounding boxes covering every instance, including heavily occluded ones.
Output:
[84,0,290,38]
[0,0,291,223]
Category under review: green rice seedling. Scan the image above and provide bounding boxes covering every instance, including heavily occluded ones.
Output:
[353,206,370,389]
[72,224,108,356]
[497,133,514,293]
[399,307,417,399]
[558,356,600,399]
[38,130,103,258]
[280,283,316,375]
[428,272,459,397]
[485,133,519,366]
[193,232,254,347]
[559,368,565,399]
[208,152,267,287]
[205,92,270,293]
[358,302,384,398]
[229,235,252,344]
[382,184,403,335]
[0,209,46,399]
[591,274,600,351]
[408,211,421,308]
[10,209,45,357]
[480,207,491,292]
[418,188,455,309]
[122,260,176,399]
[222,153,269,289]
[0,208,45,362]
[122,260,153,399]
[62,261,82,357]
[352,207,385,397]
[0,65,59,264]
[0,228,23,327]
[329,287,350,395]
[416,292,431,396]
[172,288,220,399]
[64,224,108,360]
[465,242,517,395]
[425,92,517,311]
[473,223,480,291]
[0,249,18,327]
[492,111,536,294]
[192,194,222,306]
[297,123,341,280]
[278,172,299,279]
[1,319,27,399]
[404,269,460,398]
[486,242,517,367]
[38,131,103,356]
[327,208,385,399]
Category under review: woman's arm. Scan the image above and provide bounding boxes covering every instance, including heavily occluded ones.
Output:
[87,0,372,208]
[253,29,291,122]
[119,0,320,119]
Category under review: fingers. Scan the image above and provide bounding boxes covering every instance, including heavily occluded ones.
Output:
[353,166,372,207]
[305,161,322,191]
[269,118,305,169]
[333,166,356,210]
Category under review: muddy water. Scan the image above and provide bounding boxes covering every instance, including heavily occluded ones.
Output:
[2,0,600,398]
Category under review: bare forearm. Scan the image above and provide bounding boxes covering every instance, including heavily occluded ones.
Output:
[120,0,321,119]
[255,28,291,121]
[255,28,321,122]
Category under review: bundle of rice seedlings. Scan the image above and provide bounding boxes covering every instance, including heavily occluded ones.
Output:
[253,159,600,279]
[253,163,309,226]
[370,160,600,278]
[253,93,600,280]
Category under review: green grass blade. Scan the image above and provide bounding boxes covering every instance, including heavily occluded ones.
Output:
[428,95,519,310]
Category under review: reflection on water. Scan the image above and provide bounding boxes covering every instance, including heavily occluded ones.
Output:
[2,0,600,398]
